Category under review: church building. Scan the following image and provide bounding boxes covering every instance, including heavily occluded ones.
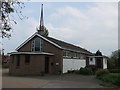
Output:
[9,4,107,75]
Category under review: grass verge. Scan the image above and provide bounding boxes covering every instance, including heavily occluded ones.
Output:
[97,73,120,87]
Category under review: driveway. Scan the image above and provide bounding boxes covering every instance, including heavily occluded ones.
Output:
[2,69,104,88]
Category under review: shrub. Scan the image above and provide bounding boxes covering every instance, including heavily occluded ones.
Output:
[114,74,120,86]
[79,67,93,75]
[74,70,80,74]
[96,69,109,77]
[97,73,120,87]
[108,69,120,73]
[67,70,74,73]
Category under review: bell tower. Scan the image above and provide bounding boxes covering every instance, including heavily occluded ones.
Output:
[37,4,49,36]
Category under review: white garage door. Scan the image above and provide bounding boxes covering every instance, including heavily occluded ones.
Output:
[63,59,86,73]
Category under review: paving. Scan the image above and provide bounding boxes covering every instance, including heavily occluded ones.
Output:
[2,69,104,88]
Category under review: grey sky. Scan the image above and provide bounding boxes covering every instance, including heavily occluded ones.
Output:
[2,2,118,56]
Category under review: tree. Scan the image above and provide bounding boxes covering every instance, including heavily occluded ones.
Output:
[108,49,120,69]
[0,0,25,38]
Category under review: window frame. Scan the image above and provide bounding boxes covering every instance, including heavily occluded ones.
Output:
[31,38,43,52]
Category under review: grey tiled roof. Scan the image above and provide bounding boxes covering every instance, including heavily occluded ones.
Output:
[47,37,93,55]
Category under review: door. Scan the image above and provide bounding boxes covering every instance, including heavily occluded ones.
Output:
[45,56,49,73]
[96,59,102,68]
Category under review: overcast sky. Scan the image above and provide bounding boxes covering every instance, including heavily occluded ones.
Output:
[2,2,118,56]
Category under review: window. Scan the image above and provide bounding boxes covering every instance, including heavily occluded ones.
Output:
[63,50,71,58]
[16,55,20,67]
[79,53,81,58]
[31,38,43,52]
[90,58,93,61]
[76,53,80,58]
[25,55,30,64]
[81,54,86,59]
[63,50,66,56]
[72,52,76,58]
[89,58,95,65]
[35,38,41,51]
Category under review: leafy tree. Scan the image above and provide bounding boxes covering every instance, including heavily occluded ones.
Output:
[108,49,120,69]
[0,0,26,38]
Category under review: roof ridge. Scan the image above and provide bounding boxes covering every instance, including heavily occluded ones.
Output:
[47,36,92,54]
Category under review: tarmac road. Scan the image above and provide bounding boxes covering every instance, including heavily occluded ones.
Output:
[2,69,104,88]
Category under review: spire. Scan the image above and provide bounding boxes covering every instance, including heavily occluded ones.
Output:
[40,4,44,29]
[37,4,49,36]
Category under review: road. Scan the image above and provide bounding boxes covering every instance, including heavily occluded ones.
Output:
[2,69,104,88]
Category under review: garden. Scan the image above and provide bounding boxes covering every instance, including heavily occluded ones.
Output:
[96,69,120,87]
[66,67,120,87]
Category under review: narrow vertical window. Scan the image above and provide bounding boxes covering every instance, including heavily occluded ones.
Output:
[31,38,43,52]
[16,55,20,67]
[41,39,43,51]
[25,55,30,64]
[63,50,66,56]
[31,40,35,51]
[35,38,40,51]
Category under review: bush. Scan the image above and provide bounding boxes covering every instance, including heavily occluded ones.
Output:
[67,70,74,73]
[74,70,80,74]
[108,69,120,73]
[96,69,109,77]
[79,67,93,75]
[97,73,120,87]
[114,74,120,86]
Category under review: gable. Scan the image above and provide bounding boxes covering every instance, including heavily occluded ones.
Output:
[16,32,62,51]
[16,32,92,55]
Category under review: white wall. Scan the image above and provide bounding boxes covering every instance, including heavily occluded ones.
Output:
[63,59,86,73]
[103,58,107,69]
[89,58,95,65]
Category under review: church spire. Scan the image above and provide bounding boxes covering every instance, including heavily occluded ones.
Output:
[37,4,49,36]
[40,4,44,30]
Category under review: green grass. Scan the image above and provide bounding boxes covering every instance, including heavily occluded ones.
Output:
[97,73,120,87]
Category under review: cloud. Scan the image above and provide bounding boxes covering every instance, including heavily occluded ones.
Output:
[3,2,118,56]
[47,2,118,56]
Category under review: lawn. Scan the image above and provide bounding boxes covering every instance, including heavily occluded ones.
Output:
[97,73,120,87]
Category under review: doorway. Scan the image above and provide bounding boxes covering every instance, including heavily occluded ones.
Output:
[45,56,49,73]
[96,59,102,68]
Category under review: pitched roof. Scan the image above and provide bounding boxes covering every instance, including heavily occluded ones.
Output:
[16,32,93,55]
[47,37,93,55]
[16,32,62,51]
